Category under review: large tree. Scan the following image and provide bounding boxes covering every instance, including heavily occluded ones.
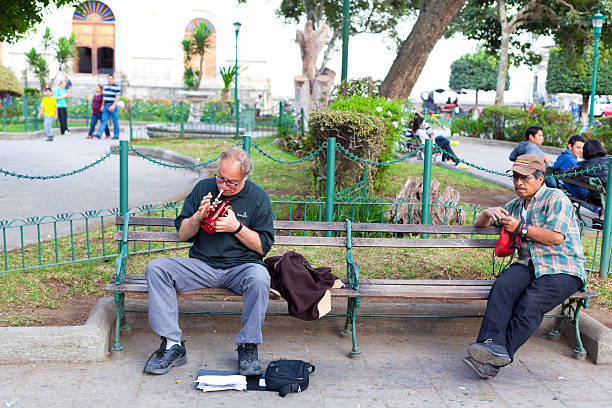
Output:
[274,0,415,74]
[379,0,466,98]
[448,0,612,105]
[1,0,79,43]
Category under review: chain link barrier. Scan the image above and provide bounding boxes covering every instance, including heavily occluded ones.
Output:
[335,143,423,166]
[432,145,609,179]
[251,140,327,164]
[0,147,118,180]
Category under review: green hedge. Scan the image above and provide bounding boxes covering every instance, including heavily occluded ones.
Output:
[307,110,387,193]
[451,105,581,146]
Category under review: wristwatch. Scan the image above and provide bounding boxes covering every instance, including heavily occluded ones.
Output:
[520,224,529,239]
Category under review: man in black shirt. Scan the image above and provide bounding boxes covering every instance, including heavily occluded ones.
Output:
[143,147,274,376]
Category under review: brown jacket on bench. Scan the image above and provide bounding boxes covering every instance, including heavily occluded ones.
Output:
[265,251,342,321]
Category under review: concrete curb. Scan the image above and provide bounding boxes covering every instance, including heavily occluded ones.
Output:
[0,298,115,362]
[561,311,612,364]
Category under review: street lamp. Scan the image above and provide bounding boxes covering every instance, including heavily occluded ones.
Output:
[588,12,606,128]
[233,21,241,138]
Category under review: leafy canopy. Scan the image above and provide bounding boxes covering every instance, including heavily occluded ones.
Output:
[449,50,507,92]
[546,48,612,96]
[1,0,79,43]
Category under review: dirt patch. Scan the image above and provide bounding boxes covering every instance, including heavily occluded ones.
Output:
[21,295,100,327]
[586,304,612,328]
[458,186,516,208]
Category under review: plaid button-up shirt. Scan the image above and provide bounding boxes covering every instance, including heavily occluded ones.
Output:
[496,184,586,284]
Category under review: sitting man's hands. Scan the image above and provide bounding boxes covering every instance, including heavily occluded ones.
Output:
[500,215,520,233]
[197,193,212,220]
[216,209,241,233]
[484,207,509,224]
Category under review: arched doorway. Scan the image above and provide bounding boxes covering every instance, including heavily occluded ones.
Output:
[184,18,216,79]
[72,1,115,75]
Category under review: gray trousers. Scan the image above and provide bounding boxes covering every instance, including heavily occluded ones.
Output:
[145,257,270,345]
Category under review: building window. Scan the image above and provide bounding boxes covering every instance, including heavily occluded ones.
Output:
[73,1,115,75]
[184,18,217,79]
[76,47,92,73]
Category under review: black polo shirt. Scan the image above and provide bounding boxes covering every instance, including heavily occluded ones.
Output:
[174,177,274,269]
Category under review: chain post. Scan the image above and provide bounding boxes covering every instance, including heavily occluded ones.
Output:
[421,139,433,237]
[361,165,368,199]
[599,156,612,279]
[23,93,28,132]
[242,134,251,155]
[325,137,336,237]
[134,99,139,122]
[2,97,6,132]
[85,99,90,127]
[451,109,455,133]
[34,102,39,131]
[180,101,184,137]
[129,100,133,139]
[300,108,305,138]
[278,101,284,127]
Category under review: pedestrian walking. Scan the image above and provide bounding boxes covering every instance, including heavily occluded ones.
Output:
[38,87,57,142]
[53,80,70,135]
[96,74,121,139]
[87,85,110,139]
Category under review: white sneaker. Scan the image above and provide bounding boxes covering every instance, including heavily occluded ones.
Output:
[65,131,71,135]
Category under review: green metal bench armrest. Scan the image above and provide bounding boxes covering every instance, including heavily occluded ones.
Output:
[345,219,360,290]
[115,213,130,285]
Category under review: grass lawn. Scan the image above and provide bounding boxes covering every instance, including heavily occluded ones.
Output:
[1,135,610,326]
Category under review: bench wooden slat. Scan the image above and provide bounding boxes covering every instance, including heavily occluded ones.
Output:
[107,275,595,301]
[351,238,497,248]
[350,223,500,235]
[272,221,347,231]
[115,231,180,242]
[116,216,175,227]
[273,236,346,246]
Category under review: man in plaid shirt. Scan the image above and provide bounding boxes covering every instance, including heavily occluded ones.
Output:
[464,154,586,379]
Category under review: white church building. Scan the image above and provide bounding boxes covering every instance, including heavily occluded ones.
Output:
[0,0,272,104]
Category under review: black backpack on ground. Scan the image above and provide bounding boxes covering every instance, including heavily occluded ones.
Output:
[264,360,315,397]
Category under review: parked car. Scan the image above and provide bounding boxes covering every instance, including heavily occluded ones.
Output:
[420,89,466,113]
[593,95,612,117]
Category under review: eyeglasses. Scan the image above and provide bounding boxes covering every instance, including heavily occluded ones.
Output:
[512,174,535,182]
[215,173,245,188]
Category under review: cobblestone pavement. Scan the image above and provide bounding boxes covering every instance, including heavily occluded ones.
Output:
[1,321,610,408]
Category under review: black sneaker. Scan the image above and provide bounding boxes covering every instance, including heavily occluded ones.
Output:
[463,356,500,380]
[143,339,187,375]
[468,339,511,367]
[237,343,262,376]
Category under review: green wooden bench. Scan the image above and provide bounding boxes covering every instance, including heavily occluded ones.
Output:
[107,215,596,359]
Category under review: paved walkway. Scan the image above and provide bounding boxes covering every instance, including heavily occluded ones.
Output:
[1,321,610,407]
[0,131,199,250]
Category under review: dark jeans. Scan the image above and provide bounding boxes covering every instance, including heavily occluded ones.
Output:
[88,113,110,136]
[435,136,459,164]
[57,107,68,134]
[477,262,582,359]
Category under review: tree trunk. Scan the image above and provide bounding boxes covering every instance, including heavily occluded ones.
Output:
[379,0,465,98]
[319,30,340,73]
[295,21,335,129]
[472,90,480,119]
[581,94,590,125]
[495,0,511,106]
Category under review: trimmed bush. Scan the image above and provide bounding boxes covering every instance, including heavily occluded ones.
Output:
[452,105,581,146]
[307,110,387,193]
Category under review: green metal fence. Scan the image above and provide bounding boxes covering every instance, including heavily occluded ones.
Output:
[1,122,611,278]
[1,96,303,139]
